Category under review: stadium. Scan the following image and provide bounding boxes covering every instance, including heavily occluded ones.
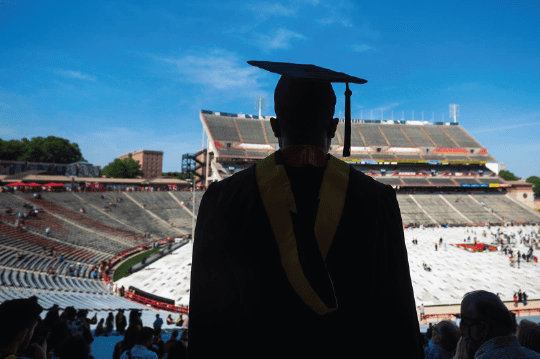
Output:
[1,110,540,357]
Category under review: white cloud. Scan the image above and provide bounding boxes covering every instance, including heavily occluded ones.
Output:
[374,102,405,112]
[294,0,321,5]
[351,44,375,52]
[55,69,97,82]
[317,14,352,27]
[148,48,270,100]
[0,126,18,137]
[247,2,297,17]
[469,121,540,134]
[253,28,306,51]
[315,0,355,27]
[446,82,494,92]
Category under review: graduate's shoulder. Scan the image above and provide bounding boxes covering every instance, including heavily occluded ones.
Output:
[201,164,256,202]
[348,165,395,200]
[202,162,395,204]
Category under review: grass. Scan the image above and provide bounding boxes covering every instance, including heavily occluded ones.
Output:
[113,247,161,282]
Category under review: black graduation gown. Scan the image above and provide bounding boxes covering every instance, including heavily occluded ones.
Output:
[188,151,425,359]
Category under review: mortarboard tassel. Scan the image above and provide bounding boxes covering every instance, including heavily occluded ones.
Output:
[343,82,352,157]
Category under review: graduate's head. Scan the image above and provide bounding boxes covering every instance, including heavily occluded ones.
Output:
[271,76,339,150]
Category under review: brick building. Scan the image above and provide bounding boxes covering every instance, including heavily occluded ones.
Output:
[118,150,163,179]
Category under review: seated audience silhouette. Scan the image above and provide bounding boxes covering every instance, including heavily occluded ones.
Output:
[0,298,44,359]
[119,326,158,359]
[423,320,461,358]
[456,290,540,358]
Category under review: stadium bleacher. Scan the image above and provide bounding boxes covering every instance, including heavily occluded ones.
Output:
[0,191,197,316]
[1,111,539,357]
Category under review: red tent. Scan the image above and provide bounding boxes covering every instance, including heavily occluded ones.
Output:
[44,183,64,187]
[25,182,41,187]
[6,182,26,187]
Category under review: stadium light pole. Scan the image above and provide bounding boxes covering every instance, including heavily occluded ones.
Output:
[255,96,266,118]
[449,104,460,123]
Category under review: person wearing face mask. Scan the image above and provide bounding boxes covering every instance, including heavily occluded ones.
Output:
[455,290,540,358]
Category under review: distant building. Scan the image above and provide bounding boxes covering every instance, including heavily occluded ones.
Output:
[118,150,163,179]
[0,160,100,178]
[65,161,101,177]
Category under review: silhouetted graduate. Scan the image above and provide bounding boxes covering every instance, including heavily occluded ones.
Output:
[188,61,425,359]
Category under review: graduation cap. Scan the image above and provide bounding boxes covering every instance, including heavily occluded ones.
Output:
[247,61,367,157]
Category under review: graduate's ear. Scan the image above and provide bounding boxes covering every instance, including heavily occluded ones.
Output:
[328,117,339,138]
[270,117,281,138]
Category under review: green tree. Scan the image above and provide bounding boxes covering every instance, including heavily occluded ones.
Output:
[101,158,144,178]
[526,176,540,197]
[499,170,519,181]
[162,171,195,181]
[0,136,84,163]
[0,139,26,160]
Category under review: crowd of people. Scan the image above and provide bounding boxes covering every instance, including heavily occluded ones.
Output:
[410,225,539,273]
[0,297,188,359]
[418,290,540,358]
[1,290,539,359]
[409,226,540,356]
[1,185,208,194]
[5,201,44,233]
[404,221,540,229]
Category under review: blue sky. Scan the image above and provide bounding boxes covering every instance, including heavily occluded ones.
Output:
[1,0,539,178]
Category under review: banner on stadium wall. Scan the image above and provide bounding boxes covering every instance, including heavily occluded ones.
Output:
[460,184,489,188]
[344,159,376,164]
[441,160,488,164]
[426,160,441,165]
[376,159,426,163]
[489,183,500,187]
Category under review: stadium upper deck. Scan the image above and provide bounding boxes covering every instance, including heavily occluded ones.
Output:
[198,110,530,193]
[200,110,497,163]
